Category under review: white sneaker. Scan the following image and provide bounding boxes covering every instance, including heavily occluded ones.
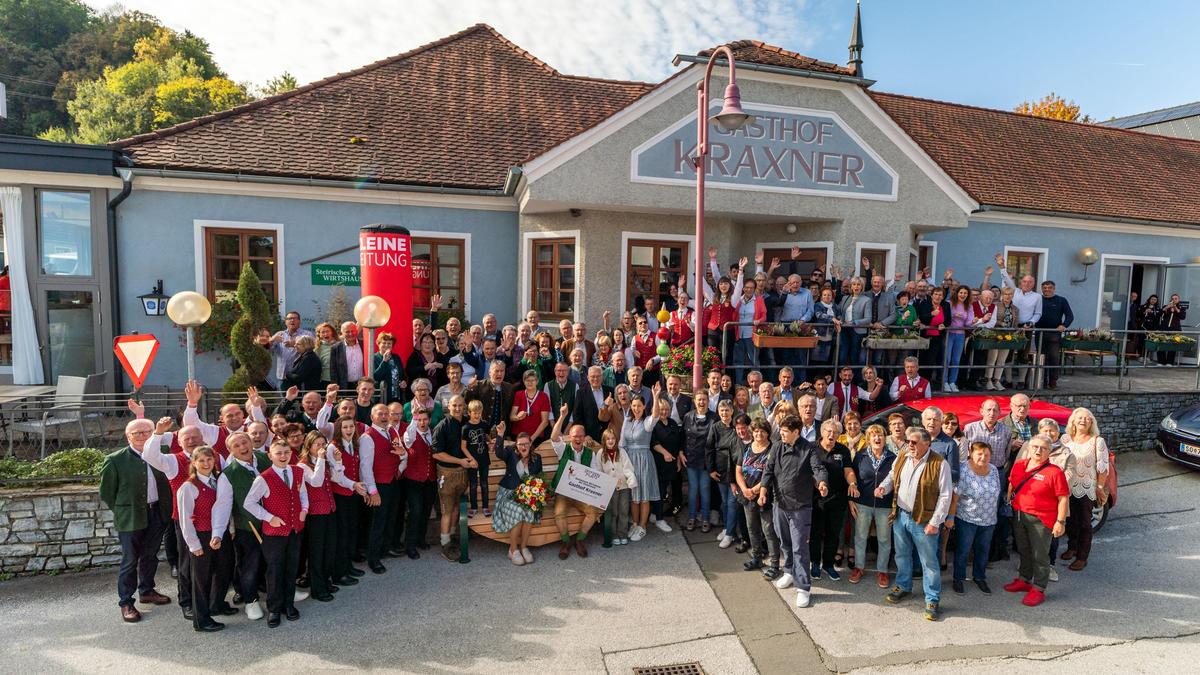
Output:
[942,385,954,393]
[294,589,309,603]
[774,572,794,589]
[521,548,534,564]
[655,519,673,533]
[245,601,264,621]
[649,514,657,523]
[718,534,734,549]
[510,550,525,566]
[630,527,646,542]
[795,589,812,608]
[1049,567,1059,582]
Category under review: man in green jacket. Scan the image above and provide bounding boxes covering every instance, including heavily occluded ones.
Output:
[98,418,173,623]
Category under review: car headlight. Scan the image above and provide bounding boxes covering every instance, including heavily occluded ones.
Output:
[1162,415,1178,432]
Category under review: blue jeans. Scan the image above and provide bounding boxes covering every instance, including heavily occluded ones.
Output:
[853,503,892,572]
[838,331,864,371]
[892,510,942,604]
[716,482,738,536]
[687,466,712,522]
[946,331,966,384]
[732,338,759,384]
[953,519,995,582]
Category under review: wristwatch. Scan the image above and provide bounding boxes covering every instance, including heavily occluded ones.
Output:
[1055,519,1066,525]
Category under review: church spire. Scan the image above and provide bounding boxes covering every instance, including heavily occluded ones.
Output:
[848,0,864,77]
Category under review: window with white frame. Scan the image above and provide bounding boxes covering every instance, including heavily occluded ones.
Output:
[1004,247,1047,284]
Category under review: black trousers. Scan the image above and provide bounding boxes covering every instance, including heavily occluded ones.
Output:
[233,527,264,603]
[116,504,167,607]
[1039,331,1064,385]
[922,334,945,386]
[467,453,491,510]
[174,521,192,609]
[306,513,337,596]
[261,532,302,614]
[162,518,179,567]
[391,480,408,551]
[809,497,848,570]
[333,494,362,579]
[652,453,680,519]
[367,482,401,565]
[190,530,231,628]
[404,478,437,552]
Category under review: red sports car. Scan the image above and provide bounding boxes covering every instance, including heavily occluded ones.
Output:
[862,395,1117,531]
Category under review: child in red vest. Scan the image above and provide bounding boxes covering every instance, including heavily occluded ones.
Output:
[243,440,308,627]
[299,431,338,603]
[176,446,232,632]
[328,416,368,585]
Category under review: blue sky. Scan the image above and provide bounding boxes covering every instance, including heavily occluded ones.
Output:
[86,0,1197,120]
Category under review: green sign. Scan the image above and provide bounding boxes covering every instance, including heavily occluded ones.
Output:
[311,264,360,286]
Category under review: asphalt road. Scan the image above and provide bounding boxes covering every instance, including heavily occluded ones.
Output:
[1,449,1196,674]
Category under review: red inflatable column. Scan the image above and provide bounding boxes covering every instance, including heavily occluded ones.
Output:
[359,224,413,362]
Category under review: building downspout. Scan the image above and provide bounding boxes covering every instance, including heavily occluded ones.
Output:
[107,154,134,391]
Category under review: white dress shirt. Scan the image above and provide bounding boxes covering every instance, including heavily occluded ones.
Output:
[877,449,953,527]
[182,405,267,447]
[889,376,931,400]
[344,340,365,382]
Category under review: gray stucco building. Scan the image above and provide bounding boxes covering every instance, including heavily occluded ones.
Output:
[3,21,1200,389]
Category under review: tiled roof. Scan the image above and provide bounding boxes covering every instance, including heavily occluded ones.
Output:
[115,24,656,190]
[870,91,1200,226]
[698,40,856,77]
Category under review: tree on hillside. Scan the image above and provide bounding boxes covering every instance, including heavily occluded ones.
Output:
[258,71,298,98]
[1014,92,1093,123]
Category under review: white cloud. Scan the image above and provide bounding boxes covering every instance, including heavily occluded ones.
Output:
[83,0,824,87]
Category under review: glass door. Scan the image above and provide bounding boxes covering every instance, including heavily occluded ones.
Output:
[1165,264,1200,364]
[1099,262,1132,331]
[44,288,100,381]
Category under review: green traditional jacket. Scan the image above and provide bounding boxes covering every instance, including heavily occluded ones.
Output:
[98,447,172,533]
[223,450,271,531]
[551,442,595,493]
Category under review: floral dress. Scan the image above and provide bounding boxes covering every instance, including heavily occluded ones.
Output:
[955,464,1001,527]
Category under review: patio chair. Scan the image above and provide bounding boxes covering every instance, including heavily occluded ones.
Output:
[6,375,90,458]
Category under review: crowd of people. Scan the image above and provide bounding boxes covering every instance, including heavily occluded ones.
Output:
[97,248,1123,630]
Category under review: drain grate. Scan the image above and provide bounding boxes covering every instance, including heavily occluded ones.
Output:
[633,663,705,675]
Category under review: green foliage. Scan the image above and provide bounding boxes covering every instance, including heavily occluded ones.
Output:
[0,0,89,52]
[36,126,71,142]
[0,447,106,481]
[259,71,298,97]
[224,263,276,397]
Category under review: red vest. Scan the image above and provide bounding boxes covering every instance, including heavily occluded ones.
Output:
[669,308,694,347]
[332,440,359,497]
[171,426,230,459]
[893,376,930,403]
[833,382,861,417]
[632,333,657,368]
[166,452,190,520]
[305,463,335,516]
[259,467,304,536]
[403,431,436,483]
[189,477,218,532]
[705,300,738,332]
[367,426,399,485]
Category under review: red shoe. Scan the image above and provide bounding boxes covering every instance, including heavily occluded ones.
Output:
[1022,588,1045,607]
[876,572,889,588]
[1003,578,1033,593]
[848,568,864,584]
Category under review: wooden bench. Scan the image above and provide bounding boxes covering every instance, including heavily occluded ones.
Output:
[465,440,590,548]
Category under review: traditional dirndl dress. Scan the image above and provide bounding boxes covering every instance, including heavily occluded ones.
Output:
[492,469,541,534]
[621,414,660,503]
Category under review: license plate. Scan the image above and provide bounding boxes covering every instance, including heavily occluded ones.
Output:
[1180,442,1200,458]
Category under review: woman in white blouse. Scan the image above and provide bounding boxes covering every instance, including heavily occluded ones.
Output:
[1060,407,1109,571]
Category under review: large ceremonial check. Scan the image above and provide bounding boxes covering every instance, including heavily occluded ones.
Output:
[555,460,617,509]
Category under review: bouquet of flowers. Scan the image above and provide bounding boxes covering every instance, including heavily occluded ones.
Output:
[661,344,723,376]
[513,474,549,514]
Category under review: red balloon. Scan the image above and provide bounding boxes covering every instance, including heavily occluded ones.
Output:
[657,327,671,340]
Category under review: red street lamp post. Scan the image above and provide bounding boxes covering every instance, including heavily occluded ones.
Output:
[692,46,754,390]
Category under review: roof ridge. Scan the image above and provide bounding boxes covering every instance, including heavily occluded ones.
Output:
[699,39,851,74]
[869,90,1200,149]
[113,23,498,149]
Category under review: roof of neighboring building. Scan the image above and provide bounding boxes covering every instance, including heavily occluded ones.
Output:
[697,40,856,77]
[0,134,121,175]
[114,24,656,191]
[1105,100,1200,129]
[870,91,1200,226]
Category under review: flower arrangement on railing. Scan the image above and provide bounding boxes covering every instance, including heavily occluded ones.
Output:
[513,474,549,514]
[972,327,1028,350]
[754,320,817,337]
[661,344,723,376]
[868,327,923,340]
[1146,332,1196,344]
[1065,328,1116,342]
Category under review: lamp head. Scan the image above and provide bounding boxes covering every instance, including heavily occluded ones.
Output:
[354,295,391,328]
[710,82,754,131]
[1077,247,1099,266]
[166,291,212,327]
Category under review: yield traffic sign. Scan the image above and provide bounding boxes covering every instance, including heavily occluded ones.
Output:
[114,334,160,389]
